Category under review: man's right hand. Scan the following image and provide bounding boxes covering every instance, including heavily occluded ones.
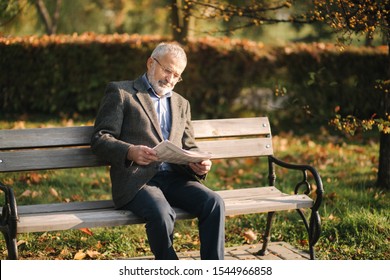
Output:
[127,145,159,166]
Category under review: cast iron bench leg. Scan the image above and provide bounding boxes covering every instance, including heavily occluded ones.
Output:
[258,211,275,256]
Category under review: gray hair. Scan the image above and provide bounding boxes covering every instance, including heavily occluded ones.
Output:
[151,42,187,65]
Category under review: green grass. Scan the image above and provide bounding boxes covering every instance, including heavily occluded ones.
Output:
[0,117,389,260]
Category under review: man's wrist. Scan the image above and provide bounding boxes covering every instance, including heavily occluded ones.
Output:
[127,145,134,161]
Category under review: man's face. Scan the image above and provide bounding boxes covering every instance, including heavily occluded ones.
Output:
[147,54,186,96]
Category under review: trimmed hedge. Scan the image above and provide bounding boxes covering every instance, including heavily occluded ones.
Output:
[0,34,387,125]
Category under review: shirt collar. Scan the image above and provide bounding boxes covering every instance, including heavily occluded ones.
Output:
[142,73,172,99]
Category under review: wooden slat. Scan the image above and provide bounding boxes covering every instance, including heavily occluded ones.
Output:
[197,138,273,159]
[17,187,280,215]
[0,118,272,172]
[17,200,115,215]
[0,117,270,151]
[0,138,273,172]
[0,126,94,150]
[17,209,148,233]
[17,208,196,233]
[192,117,271,138]
[16,187,313,233]
[0,147,107,172]
[224,195,313,216]
[217,186,282,198]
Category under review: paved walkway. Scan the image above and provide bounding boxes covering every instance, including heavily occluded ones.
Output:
[130,242,310,260]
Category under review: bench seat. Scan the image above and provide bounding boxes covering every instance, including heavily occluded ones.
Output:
[17,187,313,233]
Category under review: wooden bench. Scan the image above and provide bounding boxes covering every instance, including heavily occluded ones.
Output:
[0,117,323,260]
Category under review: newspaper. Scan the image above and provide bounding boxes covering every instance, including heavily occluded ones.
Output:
[153,140,212,165]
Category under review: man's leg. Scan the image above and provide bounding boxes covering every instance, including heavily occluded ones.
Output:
[120,184,178,260]
[160,173,225,260]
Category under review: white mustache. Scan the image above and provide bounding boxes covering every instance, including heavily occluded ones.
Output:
[159,80,173,88]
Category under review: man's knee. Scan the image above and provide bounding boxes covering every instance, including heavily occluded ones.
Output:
[205,192,225,215]
[148,204,176,229]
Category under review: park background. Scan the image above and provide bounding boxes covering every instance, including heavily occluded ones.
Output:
[0,0,389,260]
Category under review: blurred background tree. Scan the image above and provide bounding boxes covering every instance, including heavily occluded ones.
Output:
[1,1,384,47]
[0,0,338,44]
[171,0,389,188]
[313,0,389,189]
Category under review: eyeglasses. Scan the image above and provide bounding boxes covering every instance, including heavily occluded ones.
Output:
[152,57,183,83]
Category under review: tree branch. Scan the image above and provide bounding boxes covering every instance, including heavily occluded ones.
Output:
[188,0,314,25]
[52,0,62,34]
[34,0,62,35]
[34,0,53,34]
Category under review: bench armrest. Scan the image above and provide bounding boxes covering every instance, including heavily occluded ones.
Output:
[268,155,324,255]
[268,155,324,212]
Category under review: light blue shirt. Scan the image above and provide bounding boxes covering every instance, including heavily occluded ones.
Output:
[142,74,172,171]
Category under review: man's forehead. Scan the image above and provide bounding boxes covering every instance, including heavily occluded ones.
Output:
[159,54,186,73]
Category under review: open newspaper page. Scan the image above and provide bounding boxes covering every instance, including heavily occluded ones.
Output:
[153,140,212,165]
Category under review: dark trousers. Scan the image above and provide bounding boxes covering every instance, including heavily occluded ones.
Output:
[121,171,225,260]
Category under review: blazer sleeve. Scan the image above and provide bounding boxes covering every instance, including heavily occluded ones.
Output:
[91,82,132,167]
[178,99,209,181]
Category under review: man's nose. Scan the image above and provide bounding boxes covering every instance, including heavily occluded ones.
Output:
[166,73,175,84]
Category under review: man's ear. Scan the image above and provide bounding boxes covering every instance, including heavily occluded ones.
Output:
[146,57,153,71]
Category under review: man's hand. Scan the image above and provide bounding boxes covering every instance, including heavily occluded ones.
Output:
[127,145,158,166]
[189,159,212,176]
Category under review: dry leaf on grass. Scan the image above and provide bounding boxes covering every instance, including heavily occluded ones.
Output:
[49,187,59,198]
[243,229,257,243]
[86,250,101,259]
[79,228,94,236]
[74,250,86,260]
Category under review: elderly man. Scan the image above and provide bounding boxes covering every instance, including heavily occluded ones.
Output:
[91,42,225,260]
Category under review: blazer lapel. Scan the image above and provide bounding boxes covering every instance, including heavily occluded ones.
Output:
[169,93,183,142]
[133,78,164,141]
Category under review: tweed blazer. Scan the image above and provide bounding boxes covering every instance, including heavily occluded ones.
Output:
[91,76,200,208]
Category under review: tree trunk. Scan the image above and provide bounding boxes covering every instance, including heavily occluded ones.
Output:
[171,0,192,44]
[171,0,182,43]
[377,41,390,189]
[378,132,390,189]
[34,0,62,35]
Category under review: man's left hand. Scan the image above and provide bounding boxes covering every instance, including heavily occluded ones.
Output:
[189,160,212,176]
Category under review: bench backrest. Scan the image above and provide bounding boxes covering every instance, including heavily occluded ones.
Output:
[0,117,273,172]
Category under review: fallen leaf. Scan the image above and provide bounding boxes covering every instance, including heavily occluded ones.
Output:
[71,194,83,201]
[79,228,93,236]
[49,187,59,198]
[2,178,14,185]
[20,190,32,197]
[17,240,27,246]
[13,121,25,129]
[74,250,86,260]
[86,250,100,259]
[91,180,100,188]
[299,239,308,246]
[31,191,40,198]
[244,158,256,165]
[60,248,70,257]
[243,229,257,242]
[95,241,103,249]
